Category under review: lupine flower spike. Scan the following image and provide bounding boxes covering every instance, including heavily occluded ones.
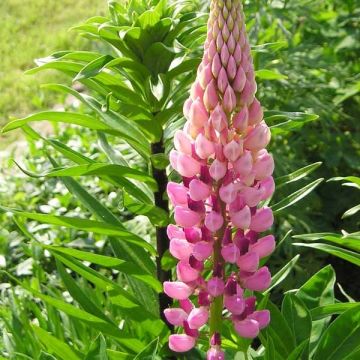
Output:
[164,0,275,357]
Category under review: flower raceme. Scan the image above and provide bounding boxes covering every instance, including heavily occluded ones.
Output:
[164,0,275,357]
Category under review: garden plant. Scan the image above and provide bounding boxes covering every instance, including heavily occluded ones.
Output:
[0,0,359,359]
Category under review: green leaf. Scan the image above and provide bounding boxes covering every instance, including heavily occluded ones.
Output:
[296,265,335,353]
[272,178,323,213]
[56,260,115,323]
[296,265,335,310]
[293,243,360,266]
[293,232,360,252]
[255,69,287,80]
[311,303,360,320]
[342,204,360,219]
[265,255,300,293]
[107,350,133,360]
[313,305,360,360]
[287,340,309,360]
[259,297,296,359]
[282,294,312,347]
[275,162,322,187]
[85,334,108,360]
[3,272,143,352]
[134,338,159,359]
[150,153,169,170]
[124,193,169,227]
[265,111,319,134]
[44,163,157,190]
[1,207,155,254]
[74,54,114,81]
[48,245,161,292]
[2,111,112,134]
[32,326,81,360]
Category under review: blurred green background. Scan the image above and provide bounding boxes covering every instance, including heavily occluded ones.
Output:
[0,0,106,144]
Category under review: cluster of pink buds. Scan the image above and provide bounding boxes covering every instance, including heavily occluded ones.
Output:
[164,0,275,357]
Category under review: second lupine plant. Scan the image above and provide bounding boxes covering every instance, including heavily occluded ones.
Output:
[164,0,275,357]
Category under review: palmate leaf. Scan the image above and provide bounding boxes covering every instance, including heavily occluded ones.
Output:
[22,125,154,205]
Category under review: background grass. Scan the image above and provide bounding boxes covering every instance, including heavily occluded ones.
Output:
[0,0,106,132]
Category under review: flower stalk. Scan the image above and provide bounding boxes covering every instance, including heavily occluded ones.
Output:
[163,0,276,357]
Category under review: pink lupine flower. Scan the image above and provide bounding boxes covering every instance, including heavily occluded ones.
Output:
[164,0,275,355]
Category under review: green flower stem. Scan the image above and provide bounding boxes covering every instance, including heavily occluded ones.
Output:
[209,184,227,336]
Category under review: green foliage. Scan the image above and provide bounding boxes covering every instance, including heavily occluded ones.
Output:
[0,0,359,359]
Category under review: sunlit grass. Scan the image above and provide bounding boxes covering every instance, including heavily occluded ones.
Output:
[0,0,106,131]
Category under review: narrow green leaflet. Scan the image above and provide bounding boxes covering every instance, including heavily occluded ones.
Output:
[296,265,335,353]
[56,260,115,322]
[311,303,360,320]
[255,69,287,80]
[44,163,157,190]
[32,326,81,360]
[281,294,312,347]
[4,272,144,352]
[272,178,324,213]
[74,54,114,81]
[313,305,360,360]
[134,338,159,360]
[0,207,155,254]
[259,297,296,359]
[293,232,360,252]
[84,334,108,360]
[48,245,161,292]
[107,350,133,360]
[342,204,360,219]
[265,255,300,293]
[2,111,112,134]
[293,243,360,266]
[265,111,319,134]
[287,340,309,360]
[275,162,322,187]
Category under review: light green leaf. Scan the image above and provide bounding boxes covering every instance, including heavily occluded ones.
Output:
[255,69,287,80]
[32,326,81,360]
[2,111,112,134]
[272,178,323,213]
[313,305,360,360]
[311,303,360,320]
[275,162,322,187]
[293,232,360,252]
[282,294,312,347]
[0,207,155,255]
[293,243,360,266]
[265,255,300,293]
